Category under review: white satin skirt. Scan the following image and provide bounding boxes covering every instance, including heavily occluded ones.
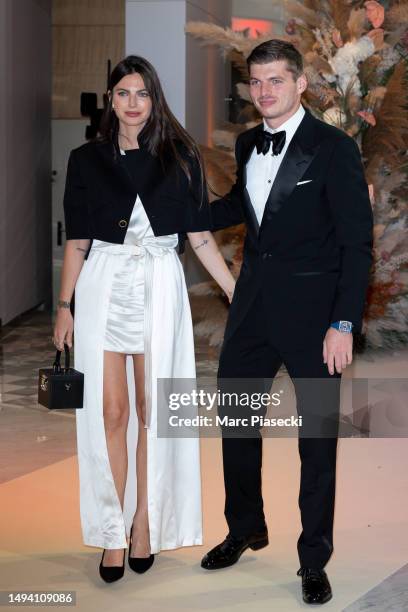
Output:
[103,247,145,353]
[72,234,203,552]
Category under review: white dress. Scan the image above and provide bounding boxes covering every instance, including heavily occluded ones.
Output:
[72,149,202,552]
[99,186,167,354]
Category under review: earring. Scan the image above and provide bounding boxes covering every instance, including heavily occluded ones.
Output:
[112,104,115,109]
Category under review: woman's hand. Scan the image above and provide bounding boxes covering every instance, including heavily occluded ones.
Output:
[53,307,74,350]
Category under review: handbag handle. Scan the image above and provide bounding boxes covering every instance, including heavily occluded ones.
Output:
[53,343,71,373]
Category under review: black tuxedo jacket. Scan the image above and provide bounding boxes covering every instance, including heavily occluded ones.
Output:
[211,109,373,341]
[63,138,211,254]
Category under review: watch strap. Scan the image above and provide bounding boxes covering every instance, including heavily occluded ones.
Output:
[330,320,353,333]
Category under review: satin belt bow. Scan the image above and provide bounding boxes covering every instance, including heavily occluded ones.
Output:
[90,236,176,258]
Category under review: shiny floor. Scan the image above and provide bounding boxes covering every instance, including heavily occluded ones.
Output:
[1,310,408,611]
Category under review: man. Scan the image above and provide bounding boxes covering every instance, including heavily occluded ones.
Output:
[201,40,373,605]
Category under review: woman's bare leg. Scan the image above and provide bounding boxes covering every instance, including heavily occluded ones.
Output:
[130,354,151,557]
[102,350,129,565]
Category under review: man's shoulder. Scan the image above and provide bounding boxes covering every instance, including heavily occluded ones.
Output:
[308,112,354,146]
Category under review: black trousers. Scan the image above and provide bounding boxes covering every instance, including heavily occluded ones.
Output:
[218,290,341,570]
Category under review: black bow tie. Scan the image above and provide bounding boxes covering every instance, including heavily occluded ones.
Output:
[256,129,286,156]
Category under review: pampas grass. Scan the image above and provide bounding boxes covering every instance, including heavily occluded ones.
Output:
[363,61,408,172]
[185,22,284,58]
[385,3,408,27]
[199,145,237,197]
[285,0,320,27]
[328,0,353,41]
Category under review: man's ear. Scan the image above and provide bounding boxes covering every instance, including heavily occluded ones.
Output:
[297,74,308,95]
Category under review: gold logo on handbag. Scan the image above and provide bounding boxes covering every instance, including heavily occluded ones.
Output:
[40,374,48,391]
[38,343,84,410]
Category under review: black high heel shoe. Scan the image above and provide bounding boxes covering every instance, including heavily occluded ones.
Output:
[128,524,155,573]
[99,548,125,583]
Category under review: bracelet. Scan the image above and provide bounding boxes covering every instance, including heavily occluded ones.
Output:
[57,300,71,309]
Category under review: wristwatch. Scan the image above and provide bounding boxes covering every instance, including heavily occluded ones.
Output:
[330,320,353,333]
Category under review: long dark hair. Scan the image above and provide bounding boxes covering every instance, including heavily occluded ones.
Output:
[98,55,204,192]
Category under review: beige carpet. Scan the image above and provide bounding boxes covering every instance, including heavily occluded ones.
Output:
[1,435,408,611]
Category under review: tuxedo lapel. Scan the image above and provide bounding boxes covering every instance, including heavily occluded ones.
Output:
[243,187,260,236]
[260,111,320,225]
[239,124,262,236]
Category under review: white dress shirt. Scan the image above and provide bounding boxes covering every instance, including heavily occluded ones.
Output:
[246,104,306,225]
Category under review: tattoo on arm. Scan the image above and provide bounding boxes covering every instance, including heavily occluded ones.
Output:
[194,239,209,251]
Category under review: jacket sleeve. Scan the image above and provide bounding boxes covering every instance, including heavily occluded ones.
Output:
[326,135,373,332]
[184,152,213,233]
[210,134,245,231]
[63,149,91,240]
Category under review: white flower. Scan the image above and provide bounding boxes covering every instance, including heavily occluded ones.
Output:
[322,71,337,84]
[323,106,346,127]
[377,45,400,74]
[329,36,375,96]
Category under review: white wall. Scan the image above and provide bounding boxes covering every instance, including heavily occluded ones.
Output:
[51,120,89,310]
[185,0,232,146]
[126,1,187,124]
[233,0,285,23]
[125,0,231,144]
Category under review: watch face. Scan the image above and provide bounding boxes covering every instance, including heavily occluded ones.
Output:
[339,320,352,333]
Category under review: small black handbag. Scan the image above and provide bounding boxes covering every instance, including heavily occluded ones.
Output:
[38,343,84,409]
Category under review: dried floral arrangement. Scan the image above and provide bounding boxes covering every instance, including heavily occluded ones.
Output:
[186,1,408,350]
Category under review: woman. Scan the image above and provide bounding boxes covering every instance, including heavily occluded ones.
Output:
[53,55,235,583]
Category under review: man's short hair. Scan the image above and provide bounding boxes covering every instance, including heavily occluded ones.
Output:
[247,39,304,80]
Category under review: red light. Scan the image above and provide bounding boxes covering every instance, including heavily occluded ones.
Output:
[231,17,273,38]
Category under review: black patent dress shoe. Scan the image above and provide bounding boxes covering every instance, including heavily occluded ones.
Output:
[297,567,333,604]
[201,530,268,570]
[128,525,155,574]
[99,549,125,583]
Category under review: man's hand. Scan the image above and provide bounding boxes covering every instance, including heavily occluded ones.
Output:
[323,328,353,375]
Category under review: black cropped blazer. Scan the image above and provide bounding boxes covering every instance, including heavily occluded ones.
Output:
[63,138,212,254]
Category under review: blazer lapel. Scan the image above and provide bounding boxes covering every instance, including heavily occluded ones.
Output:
[97,141,137,197]
[98,140,165,205]
[260,111,320,227]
